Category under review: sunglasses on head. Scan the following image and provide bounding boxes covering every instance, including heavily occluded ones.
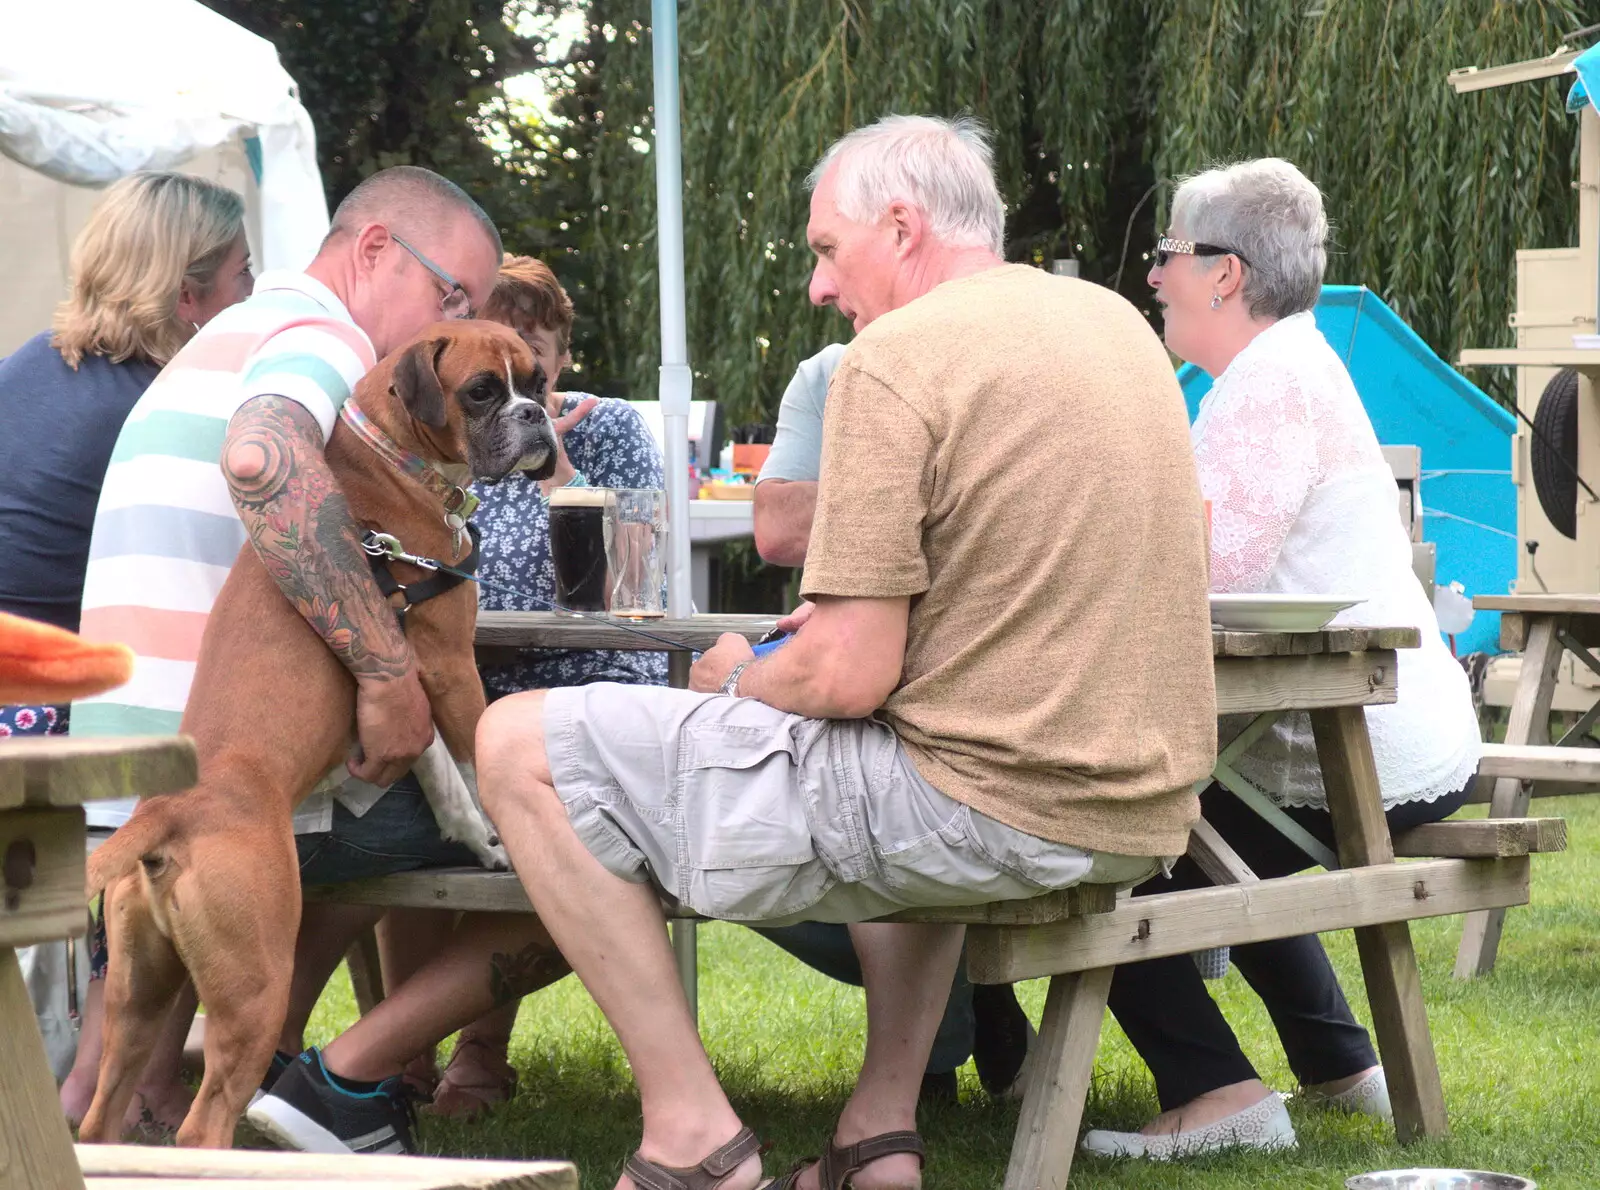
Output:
[1154,235,1251,269]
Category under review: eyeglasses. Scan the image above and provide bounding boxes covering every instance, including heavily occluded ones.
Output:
[391,233,473,320]
[1154,235,1251,269]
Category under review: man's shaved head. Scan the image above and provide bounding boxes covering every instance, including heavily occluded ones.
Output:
[309,165,504,358]
[326,165,502,258]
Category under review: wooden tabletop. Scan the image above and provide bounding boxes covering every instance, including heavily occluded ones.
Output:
[0,736,197,811]
[476,611,1420,657]
[477,611,778,651]
[1473,593,1600,616]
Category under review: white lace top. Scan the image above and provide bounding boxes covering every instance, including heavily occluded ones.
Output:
[1195,312,1481,809]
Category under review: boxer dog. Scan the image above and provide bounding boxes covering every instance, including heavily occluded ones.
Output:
[79,321,558,1148]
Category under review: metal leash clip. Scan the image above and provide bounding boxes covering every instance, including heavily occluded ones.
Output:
[361,531,404,560]
[360,531,442,572]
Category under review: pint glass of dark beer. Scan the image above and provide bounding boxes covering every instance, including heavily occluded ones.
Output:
[549,487,613,612]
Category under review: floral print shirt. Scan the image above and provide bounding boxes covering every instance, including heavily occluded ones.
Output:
[471,392,668,701]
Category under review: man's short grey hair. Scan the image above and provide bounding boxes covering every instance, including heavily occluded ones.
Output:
[807,115,1005,256]
[326,165,503,258]
[1169,158,1327,319]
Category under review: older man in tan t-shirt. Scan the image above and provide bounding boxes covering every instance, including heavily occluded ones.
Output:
[474,115,1216,1190]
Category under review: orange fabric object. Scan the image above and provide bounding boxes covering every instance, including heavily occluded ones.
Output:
[0,610,134,705]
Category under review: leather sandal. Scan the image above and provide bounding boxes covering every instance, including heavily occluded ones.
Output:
[428,1035,518,1119]
[624,1125,765,1190]
[772,1130,926,1190]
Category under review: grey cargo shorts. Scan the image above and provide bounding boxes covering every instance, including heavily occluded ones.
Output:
[542,683,1157,925]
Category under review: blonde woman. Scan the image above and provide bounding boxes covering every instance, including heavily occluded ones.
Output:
[0,170,250,1138]
[0,171,252,657]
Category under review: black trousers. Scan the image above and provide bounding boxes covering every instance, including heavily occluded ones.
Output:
[1107,779,1469,1110]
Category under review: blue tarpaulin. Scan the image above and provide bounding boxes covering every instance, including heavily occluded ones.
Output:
[1176,285,1515,655]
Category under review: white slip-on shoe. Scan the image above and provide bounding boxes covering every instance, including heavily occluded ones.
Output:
[1080,1091,1297,1160]
[1301,1067,1393,1123]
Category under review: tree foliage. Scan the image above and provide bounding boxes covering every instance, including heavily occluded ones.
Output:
[207,1,1596,422]
[562,0,1594,420]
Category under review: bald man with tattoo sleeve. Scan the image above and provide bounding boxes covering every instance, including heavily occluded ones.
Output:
[67,166,504,1134]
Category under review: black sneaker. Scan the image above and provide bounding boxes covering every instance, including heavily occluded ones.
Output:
[247,1048,418,1155]
[972,982,1035,1099]
[248,1049,297,1108]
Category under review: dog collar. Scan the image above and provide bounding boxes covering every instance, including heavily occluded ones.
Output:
[339,399,479,549]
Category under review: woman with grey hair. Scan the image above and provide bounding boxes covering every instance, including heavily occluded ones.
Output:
[1083,158,1480,1160]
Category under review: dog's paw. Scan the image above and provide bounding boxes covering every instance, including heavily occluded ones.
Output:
[474,840,510,871]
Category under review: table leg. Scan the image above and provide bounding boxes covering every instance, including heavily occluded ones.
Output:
[1311,704,1448,1143]
[667,650,699,1020]
[691,545,712,613]
[345,930,386,1015]
[1002,965,1111,1190]
[1455,615,1562,980]
[0,947,84,1190]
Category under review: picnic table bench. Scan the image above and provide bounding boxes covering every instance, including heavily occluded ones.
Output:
[1453,593,1600,978]
[0,736,196,1190]
[74,1145,575,1189]
[306,613,1558,1189]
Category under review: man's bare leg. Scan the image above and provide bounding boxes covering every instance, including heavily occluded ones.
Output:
[477,691,762,1190]
[321,911,564,1083]
[278,903,386,1054]
[378,909,455,988]
[789,922,962,1190]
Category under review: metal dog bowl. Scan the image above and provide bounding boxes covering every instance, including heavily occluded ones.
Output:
[1346,1172,1536,1190]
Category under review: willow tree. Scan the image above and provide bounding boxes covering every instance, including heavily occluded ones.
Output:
[545,0,1591,423]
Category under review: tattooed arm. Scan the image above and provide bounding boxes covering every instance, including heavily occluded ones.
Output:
[223,395,433,785]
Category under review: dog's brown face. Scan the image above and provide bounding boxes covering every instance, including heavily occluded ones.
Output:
[385,321,560,482]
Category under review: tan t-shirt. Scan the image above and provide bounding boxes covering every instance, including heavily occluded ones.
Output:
[801,264,1216,858]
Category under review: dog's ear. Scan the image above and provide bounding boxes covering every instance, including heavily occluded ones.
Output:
[392,338,449,428]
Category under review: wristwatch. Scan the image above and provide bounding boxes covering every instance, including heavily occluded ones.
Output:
[720,661,751,697]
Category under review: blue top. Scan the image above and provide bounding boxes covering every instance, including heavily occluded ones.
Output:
[471,392,668,700]
[758,343,848,483]
[0,332,160,631]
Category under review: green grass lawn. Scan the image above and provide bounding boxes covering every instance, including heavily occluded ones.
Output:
[304,795,1600,1188]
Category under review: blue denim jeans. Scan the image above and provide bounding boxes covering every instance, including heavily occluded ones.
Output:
[295,773,479,885]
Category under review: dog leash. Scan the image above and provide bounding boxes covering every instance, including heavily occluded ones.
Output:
[359,530,688,651]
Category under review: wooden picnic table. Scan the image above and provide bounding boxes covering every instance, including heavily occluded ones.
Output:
[314,615,1559,1185]
[465,613,1446,1130]
[0,735,197,1190]
[1453,592,1600,979]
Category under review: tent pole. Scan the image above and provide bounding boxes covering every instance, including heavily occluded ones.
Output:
[651,0,699,1018]
[652,0,693,620]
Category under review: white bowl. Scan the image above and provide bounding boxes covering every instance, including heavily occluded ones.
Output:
[1209,593,1365,633]
[1346,1172,1536,1190]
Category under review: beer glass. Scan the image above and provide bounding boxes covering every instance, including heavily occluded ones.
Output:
[548,487,614,613]
[606,489,667,619]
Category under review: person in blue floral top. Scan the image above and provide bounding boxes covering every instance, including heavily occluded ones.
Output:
[471,268,667,698]
[365,257,667,1117]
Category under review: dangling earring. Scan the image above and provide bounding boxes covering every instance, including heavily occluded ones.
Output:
[1210,292,1223,310]
[190,321,201,334]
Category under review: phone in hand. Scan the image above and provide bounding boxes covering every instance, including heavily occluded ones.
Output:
[751,627,790,658]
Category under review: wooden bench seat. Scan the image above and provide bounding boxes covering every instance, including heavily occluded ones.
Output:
[304,816,1566,916]
[306,871,1119,924]
[1391,815,1567,857]
[1474,742,1600,792]
[76,1144,576,1189]
[305,810,1560,1190]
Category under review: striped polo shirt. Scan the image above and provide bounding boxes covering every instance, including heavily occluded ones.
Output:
[75,272,376,827]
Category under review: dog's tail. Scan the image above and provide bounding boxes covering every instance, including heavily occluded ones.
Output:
[86,801,180,901]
